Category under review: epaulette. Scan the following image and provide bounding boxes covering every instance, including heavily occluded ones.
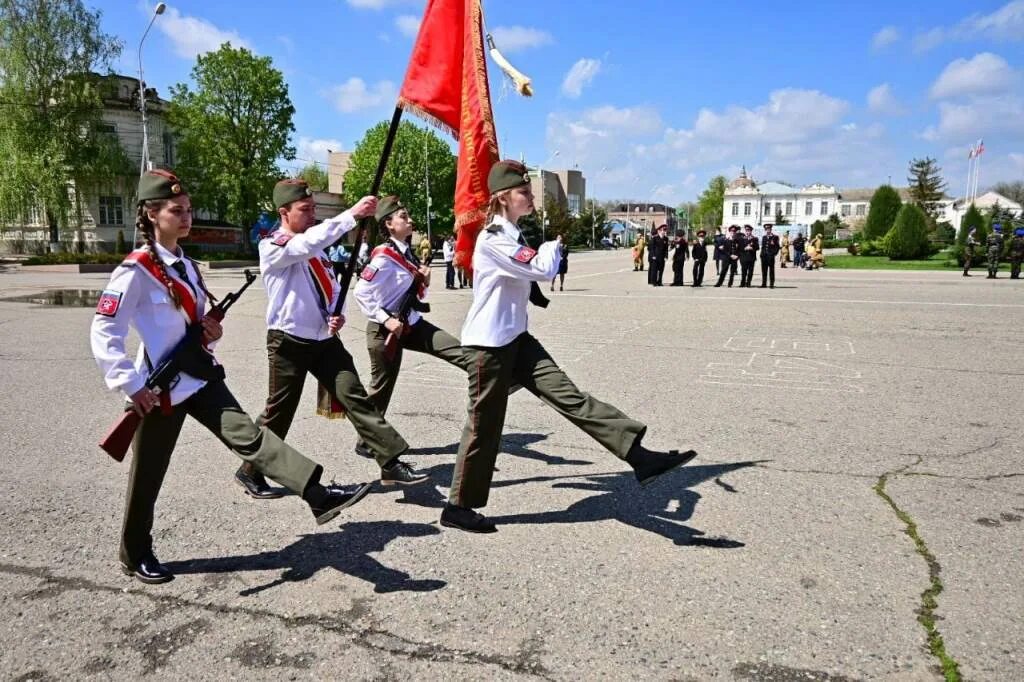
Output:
[271,232,292,246]
[485,223,502,234]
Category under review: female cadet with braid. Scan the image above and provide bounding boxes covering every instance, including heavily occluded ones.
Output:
[90,169,373,584]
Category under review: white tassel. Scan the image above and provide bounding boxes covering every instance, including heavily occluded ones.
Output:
[486,34,533,97]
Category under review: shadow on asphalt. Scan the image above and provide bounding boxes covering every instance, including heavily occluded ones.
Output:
[487,461,762,548]
[164,521,446,596]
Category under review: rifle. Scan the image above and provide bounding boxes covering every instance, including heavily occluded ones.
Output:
[98,269,258,462]
[383,272,430,361]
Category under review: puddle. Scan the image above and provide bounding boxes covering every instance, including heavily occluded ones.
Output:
[0,289,105,307]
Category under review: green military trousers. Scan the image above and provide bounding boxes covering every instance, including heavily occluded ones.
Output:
[121,379,321,565]
[449,332,647,509]
[258,330,409,467]
[363,318,472,417]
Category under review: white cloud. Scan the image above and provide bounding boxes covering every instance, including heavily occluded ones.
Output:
[395,14,421,38]
[914,0,1024,52]
[156,7,250,59]
[561,58,601,98]
[691,89,849,144]
[867,83,906,115]
[489,26,553,53]
[927,95,1024,141]
[871,26,900,51]
[296,137,343,165]
[323,78,397,113]
[930,53,1018,99]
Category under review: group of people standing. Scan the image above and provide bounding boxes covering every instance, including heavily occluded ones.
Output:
[91,162,696,585]
[962,224,1024,279]
[632,224,799,289]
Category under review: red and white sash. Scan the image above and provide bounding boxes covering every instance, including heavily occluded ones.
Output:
[370,245,426,298]
[123,249,202,324]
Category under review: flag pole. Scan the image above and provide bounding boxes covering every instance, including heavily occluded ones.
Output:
[965,151,974,207]
[332,106,404,316]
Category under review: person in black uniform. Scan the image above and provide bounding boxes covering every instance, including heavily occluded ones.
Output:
[760,224,781,288]
[691,230,708,286]
[713,225,740,287]
[738,224,758,287]
[648,224,670,286]
[712,227,725,275]
[551,235,569,291]
[669,231,688,286]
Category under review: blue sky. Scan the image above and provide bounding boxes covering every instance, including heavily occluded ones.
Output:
[94,0,1023,205]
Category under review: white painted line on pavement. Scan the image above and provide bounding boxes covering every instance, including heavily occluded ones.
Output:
[555,292,1024,309]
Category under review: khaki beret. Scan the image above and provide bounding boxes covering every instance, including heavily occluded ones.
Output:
[137,168,185,202]
[375,194,404,222]
[488,160,530,195]
[273,179,313,210]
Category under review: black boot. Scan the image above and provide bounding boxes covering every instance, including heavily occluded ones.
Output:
[235,466,285,499]
[381,458,429,486]
[626,441,697,487]
[120,552,173,584]
[304,480,373,525]
[440,503,497,533]
[353,442,374,459]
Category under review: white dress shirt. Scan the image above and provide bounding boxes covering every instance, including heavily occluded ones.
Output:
[353,238,427,326]
[260,211,356,341]
[442,240,454,263]
[460,216,561,348]
[90,243,212,405]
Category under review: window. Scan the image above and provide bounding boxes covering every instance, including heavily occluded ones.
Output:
[28,205,43,225]
[775,202,782,216]
[162,131,175,166]
[763,203,771,216]
[805,201,813,215]
[855,204,866,216]
[840,204,851,217]
[743,202,751,216]
[568,194,581,215]
[98,196,124,226]
[821,201,829,215]
[97,122,116,135]
[731,202,739,217]
[785,202,793,216]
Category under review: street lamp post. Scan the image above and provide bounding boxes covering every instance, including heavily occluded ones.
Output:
[134,2,166,247]
[424,133,431,248]
[590,166,607,248]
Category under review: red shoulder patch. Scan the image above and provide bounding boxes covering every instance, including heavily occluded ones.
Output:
[360,265,378,281]
[512,246,537,264]
[271,232,292,246]
[95,289,122,317]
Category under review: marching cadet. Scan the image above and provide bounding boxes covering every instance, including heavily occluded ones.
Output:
[351,195,473,455]
[1008,228,1024,279]
[987,224,1005,278]
[92,169,372,584]
[780,231,790,268]
[713,225,740,287]
[690,229,708,287]
[632,232,646,271]
[442,160,696,533]
[669,231,688,286]
[963,227,979,276]
[738,224,758,287]
[760,224,781,288]
[233,179,427,500]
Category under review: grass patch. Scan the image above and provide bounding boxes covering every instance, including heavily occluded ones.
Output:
[824,253,958,270]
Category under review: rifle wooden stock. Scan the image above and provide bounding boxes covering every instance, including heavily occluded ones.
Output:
[98,409,143,462]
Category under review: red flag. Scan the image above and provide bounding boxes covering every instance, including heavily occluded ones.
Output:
[398,0,499,271]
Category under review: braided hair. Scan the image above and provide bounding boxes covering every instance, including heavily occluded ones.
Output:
[134,201,218,308]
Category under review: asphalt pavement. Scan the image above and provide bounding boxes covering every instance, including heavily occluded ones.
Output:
[0,252,1020,680]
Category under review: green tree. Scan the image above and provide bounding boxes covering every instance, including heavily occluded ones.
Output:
[168,44,295,243]
[957,203,985,246]
[907,157,947,221]
[989,180,1024,206]
[0,0,127,248]
[343,120,456,242]
[297,163,328,191]
[693,175,727,229]
[578,204,608,247]
[863,185,902,239]
[884,203,931,260]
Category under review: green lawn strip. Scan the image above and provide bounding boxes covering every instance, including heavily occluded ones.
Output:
[874,464,962,681]
[825,254,1013,271]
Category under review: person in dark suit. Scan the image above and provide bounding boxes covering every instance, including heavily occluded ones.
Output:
[713,226,740,287]
[691,230,708,286]
[669,232,688,286]
[738,224,758,287]
[712,227,725,275]
[648,224,670,286]
[760,224,781,288]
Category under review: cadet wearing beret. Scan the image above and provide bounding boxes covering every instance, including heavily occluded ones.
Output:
[233,180,428,499]
[91,169,372,584]
[441,160,697,534]
[350,195,474,454]
[1009,228,1024,279]
[986,224,1005,279]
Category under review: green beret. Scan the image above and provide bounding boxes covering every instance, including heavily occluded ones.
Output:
[375,195,404,222]
[488,160,530,195]
[137,168,185,202]
[273,179,313,210]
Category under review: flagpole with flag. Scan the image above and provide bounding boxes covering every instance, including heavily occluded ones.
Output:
[966,142,977,206]
[972,139,985,202]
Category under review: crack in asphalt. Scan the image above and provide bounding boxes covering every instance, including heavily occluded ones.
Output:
[873,456,961,682]
[0,562,552,679]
